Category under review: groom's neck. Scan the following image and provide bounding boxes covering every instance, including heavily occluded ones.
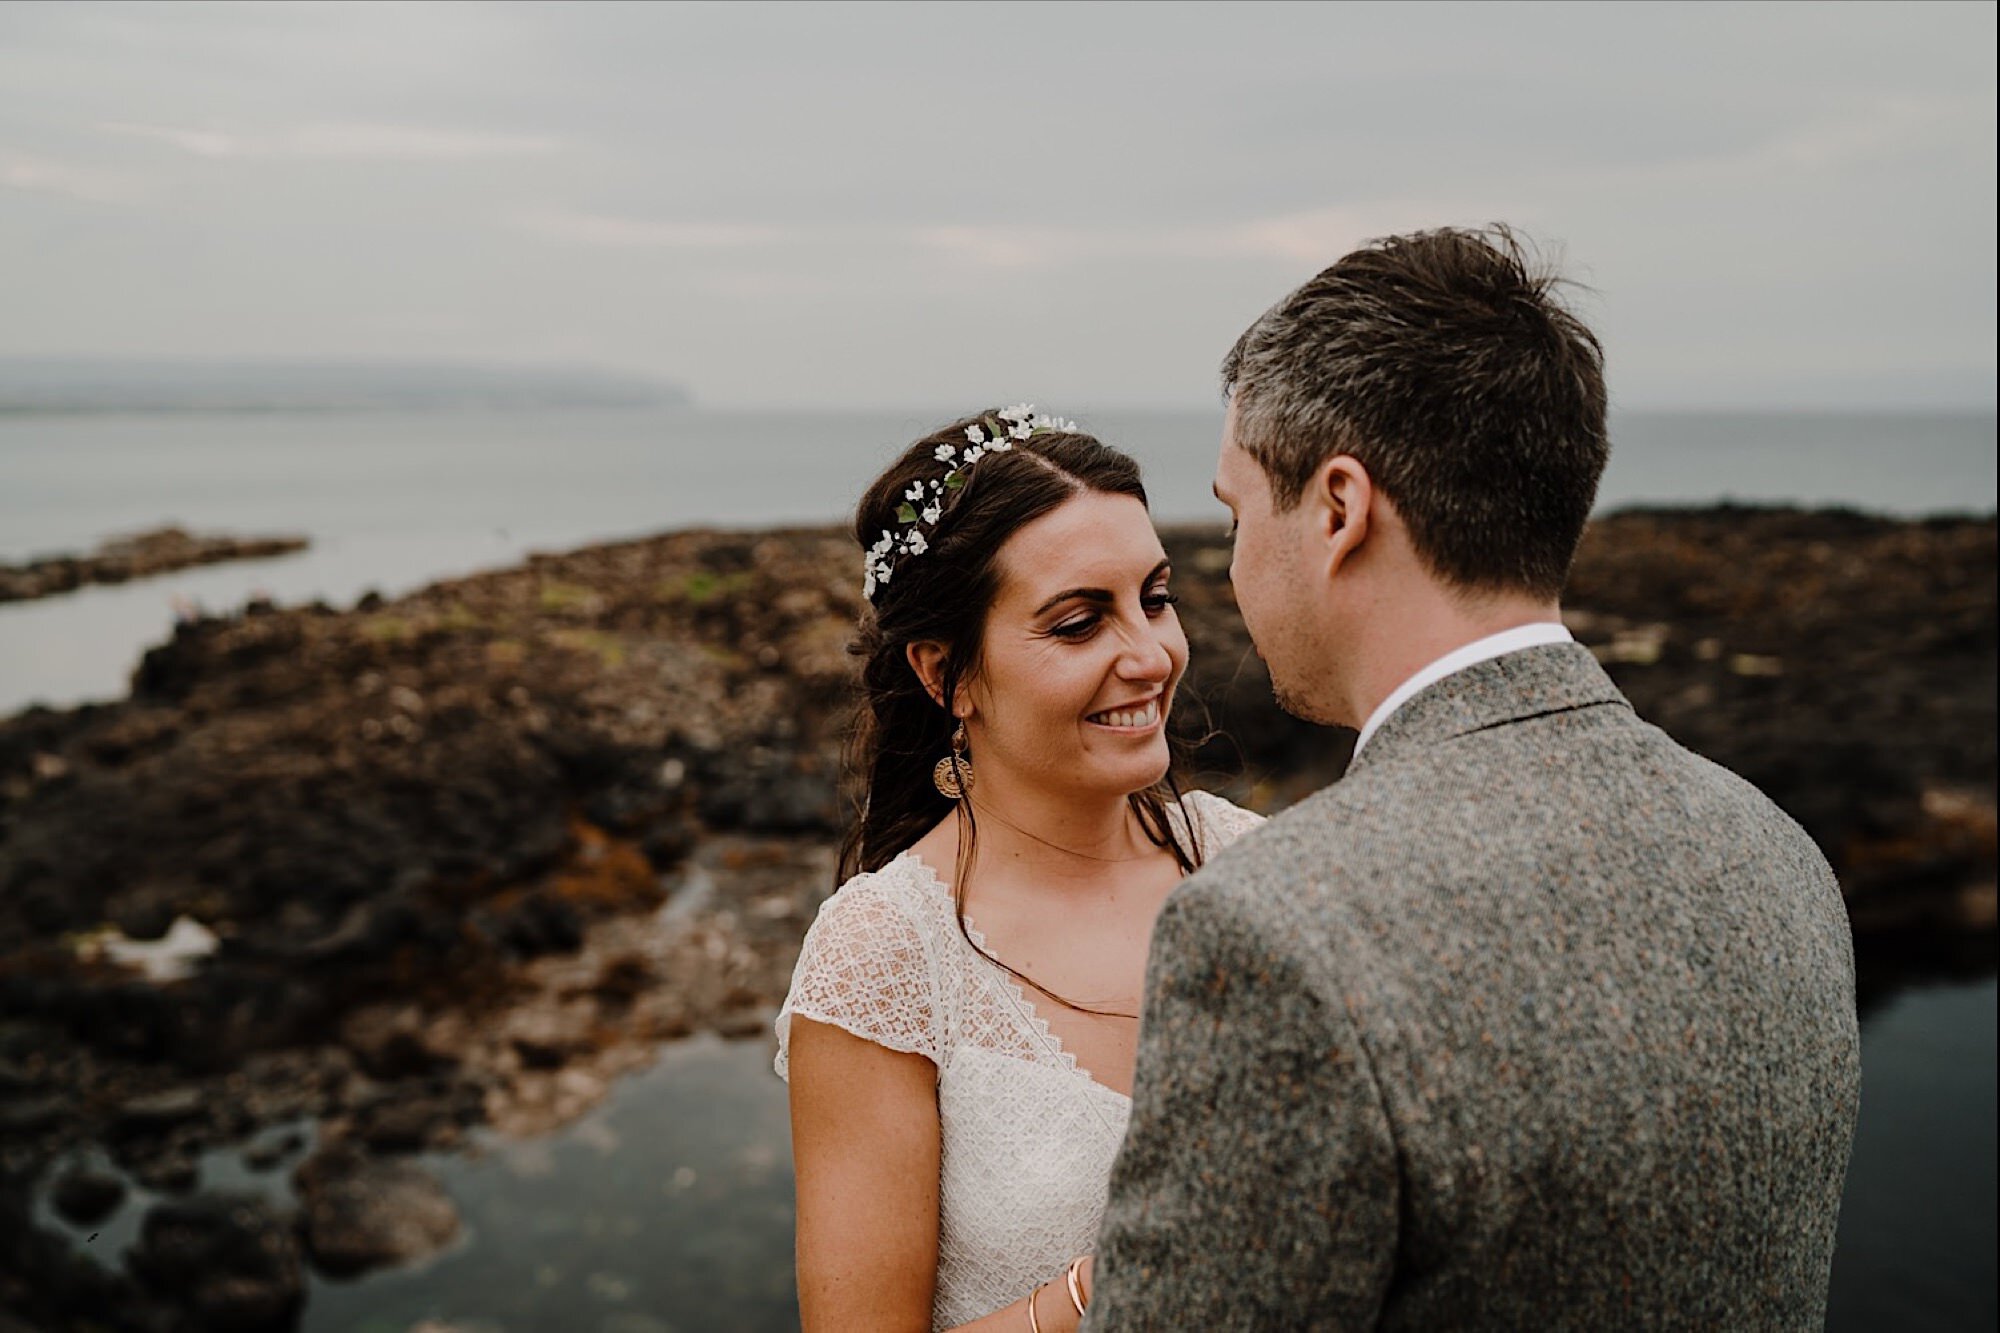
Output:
[1340,585,1563,728]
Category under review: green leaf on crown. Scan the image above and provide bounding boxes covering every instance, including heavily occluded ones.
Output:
[896,502,919,523]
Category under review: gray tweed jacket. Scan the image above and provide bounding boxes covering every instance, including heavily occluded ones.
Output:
[1085,643,1860,1331]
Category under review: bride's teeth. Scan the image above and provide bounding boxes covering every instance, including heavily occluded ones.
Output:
[1090,701,1158,727]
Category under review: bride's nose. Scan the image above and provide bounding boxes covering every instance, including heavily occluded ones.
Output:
[1114,622,1175,683]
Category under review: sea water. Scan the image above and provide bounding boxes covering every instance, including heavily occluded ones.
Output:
[0,405,1991,715]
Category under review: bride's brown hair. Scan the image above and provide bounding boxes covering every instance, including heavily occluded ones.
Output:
[837,411,1202,1016]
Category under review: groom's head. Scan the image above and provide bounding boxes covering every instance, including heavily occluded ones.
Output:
[1214,225,1609,727]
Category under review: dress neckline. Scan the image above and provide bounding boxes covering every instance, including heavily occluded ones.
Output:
[890,849,1134,1107]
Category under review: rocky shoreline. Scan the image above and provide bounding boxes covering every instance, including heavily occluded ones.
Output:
[0,506,1993,1331]
[0,527,309,605]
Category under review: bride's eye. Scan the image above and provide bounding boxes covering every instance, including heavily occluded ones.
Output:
[1142,587,1179,615]
[1049,615,1099,640]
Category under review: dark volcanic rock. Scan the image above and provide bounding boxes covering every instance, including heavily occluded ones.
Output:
[112,1087,205,1136]
[0,1096,64,1135]
[0,530,853,1079]
[0,510,1988,1288]
[127,1192,303,1332]
[240,1130,306,1173]
[127,1148,199,1196]
[1,1165,163,1333]
[292,1142,461,1278]
[338,1005,457,1081]
[348,1074,482,1152]
[50,1167,126,1225]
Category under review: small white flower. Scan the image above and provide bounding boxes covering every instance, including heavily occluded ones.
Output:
[921,503,942,524]
[904,482,925,502]
[1010,420,1033,440]
[872,532,894,555]
[965,424,986,445]
[999,403,1034,424]
[876,563,893,584]
[989,437,1012,452]
[963,444,985,465]
[933,443,957,463]
[906,531,929,555]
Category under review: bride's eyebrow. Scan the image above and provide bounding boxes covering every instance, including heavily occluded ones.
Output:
[1029,558,1172,617]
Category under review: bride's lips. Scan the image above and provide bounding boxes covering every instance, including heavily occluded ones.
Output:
[1084,693,1164,734]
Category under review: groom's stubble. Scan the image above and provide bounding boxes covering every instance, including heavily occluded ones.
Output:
[1218,425,1358,733]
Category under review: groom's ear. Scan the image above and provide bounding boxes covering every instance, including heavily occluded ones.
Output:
[1315,454,1374,580]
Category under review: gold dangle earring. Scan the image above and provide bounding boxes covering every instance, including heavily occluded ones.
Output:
[932,721,973,800]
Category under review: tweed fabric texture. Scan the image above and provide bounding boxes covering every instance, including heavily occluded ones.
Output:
[1085,643,1861,1331]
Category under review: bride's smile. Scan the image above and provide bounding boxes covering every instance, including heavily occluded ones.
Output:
[1083,694,1161,732]
[955,489,1187,808]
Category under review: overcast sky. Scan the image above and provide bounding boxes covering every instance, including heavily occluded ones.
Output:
[1,1,1993,410]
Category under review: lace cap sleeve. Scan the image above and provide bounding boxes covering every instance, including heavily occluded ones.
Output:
[774,863,945,1081]
[1184,789,1266,857]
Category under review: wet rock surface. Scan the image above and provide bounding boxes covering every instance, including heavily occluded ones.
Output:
[128,1192,304,1332]
[292,1141,461,1278]
[49,1167,124,1225]
[0,526,308,604]
[0,507,1989,1330]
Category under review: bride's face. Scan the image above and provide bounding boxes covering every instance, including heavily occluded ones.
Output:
[961,491,1187,799]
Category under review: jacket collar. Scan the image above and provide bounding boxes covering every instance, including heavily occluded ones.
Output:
[1342,641,1630,779]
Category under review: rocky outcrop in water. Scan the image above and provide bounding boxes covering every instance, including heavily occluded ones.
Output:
[0,526,308,604]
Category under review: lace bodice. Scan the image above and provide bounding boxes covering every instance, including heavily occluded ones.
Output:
[775,790,1264,1329]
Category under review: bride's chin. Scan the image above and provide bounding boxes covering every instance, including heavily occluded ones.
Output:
[1085,753,1173,798]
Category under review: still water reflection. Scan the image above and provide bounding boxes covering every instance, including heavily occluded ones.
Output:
[308,978,1994,1333]
[1828,976,1998,1331]
[306,1036,798,1333]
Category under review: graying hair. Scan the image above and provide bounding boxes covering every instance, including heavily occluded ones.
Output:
[1222,224,1609,600]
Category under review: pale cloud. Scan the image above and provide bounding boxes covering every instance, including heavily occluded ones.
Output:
[1561,93,1994,198]
[1743,94,1990,175]
[0,1,1987,409]
[104,121,560,161]
[910,224,1088,269]
[911,199,1507,270]
[0,149,135,204]
[515,208,789,249]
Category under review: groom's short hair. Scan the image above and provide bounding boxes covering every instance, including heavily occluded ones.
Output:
[1222,225,1609,600]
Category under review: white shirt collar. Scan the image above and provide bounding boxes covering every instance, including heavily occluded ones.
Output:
[1352,621,1575,757]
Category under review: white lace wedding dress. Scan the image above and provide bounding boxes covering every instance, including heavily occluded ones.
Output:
[774,789,1263,1329]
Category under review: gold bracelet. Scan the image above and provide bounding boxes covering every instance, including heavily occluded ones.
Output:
[1026,1279,1045,1333]
[1064,1256,1089,1317]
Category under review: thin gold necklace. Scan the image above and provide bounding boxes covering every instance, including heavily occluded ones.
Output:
[965,797,1156,864]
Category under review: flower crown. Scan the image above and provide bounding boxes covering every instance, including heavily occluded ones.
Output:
[862,403,1079,602]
